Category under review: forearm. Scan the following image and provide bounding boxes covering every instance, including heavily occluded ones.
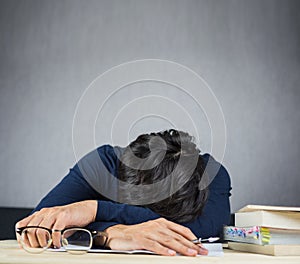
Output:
[96,188,230,236]
[95,200,160,224]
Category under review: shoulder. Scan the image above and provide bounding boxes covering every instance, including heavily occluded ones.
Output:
[96,144,125,160]
[200,153,231,192]
[81,144,125,162]
[73,145,125,199]
[77,144,125,177]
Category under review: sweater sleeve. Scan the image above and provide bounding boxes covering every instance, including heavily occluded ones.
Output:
[182,162,232,238]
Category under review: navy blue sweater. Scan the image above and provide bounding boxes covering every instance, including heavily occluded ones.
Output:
[34,145,231,238]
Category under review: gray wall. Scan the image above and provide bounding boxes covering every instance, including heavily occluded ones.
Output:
[1,0,299,212]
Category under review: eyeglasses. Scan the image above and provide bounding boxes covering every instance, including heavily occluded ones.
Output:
[15,226,108,254]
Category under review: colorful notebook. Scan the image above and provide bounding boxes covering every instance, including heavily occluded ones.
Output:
[224,225,300,245]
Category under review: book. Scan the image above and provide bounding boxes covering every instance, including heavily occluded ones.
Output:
[228,242,300,256]
[224,226,300,245]
[235,205,300,230]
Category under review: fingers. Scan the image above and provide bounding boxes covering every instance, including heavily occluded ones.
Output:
[156,223,201,254]
[198,245,209,255]
[148,218,204,256]
[28,209,64,249]
[23,213,45,249]
[16,208,57,249]
[16,214,34,229]
[140,238,177,256]
[104,224,173,255]
[162,218,197,240]
[37,216,57,248]
[36,228,50,248]
[147,231,197,256]
[51,220,66,248]
[161,218,209,255]
[15,202,97,251]
[109,218,211,257]
[146,237,197,256]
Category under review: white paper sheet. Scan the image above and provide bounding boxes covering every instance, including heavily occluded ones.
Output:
[48,243,223,257]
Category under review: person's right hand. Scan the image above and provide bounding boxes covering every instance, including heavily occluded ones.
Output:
[15,200,97,249]
[105,218,209,256]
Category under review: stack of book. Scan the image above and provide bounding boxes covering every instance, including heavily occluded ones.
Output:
[224,205,300,256]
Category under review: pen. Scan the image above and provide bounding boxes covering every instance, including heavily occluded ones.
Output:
[191,237,220,244]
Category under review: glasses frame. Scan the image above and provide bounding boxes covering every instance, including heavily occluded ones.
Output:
[16,226,109,254]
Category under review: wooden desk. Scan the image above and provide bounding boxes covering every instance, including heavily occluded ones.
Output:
[1,240,300,264]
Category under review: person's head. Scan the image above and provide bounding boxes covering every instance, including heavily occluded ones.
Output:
[118,129,208,223]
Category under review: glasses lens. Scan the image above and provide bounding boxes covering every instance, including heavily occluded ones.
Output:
[20,227,52,253]
[62,228,92,254]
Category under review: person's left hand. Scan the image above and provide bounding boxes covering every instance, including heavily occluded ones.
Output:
[15,200,97,249]
[104,218,209,256]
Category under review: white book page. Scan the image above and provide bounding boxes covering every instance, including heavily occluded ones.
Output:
[48,243,223,257]
[238,205,300,213]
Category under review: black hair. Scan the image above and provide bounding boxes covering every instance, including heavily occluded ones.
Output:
[118,129,208,223]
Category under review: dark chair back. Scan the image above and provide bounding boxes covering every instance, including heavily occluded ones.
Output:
[0,207,33,239]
